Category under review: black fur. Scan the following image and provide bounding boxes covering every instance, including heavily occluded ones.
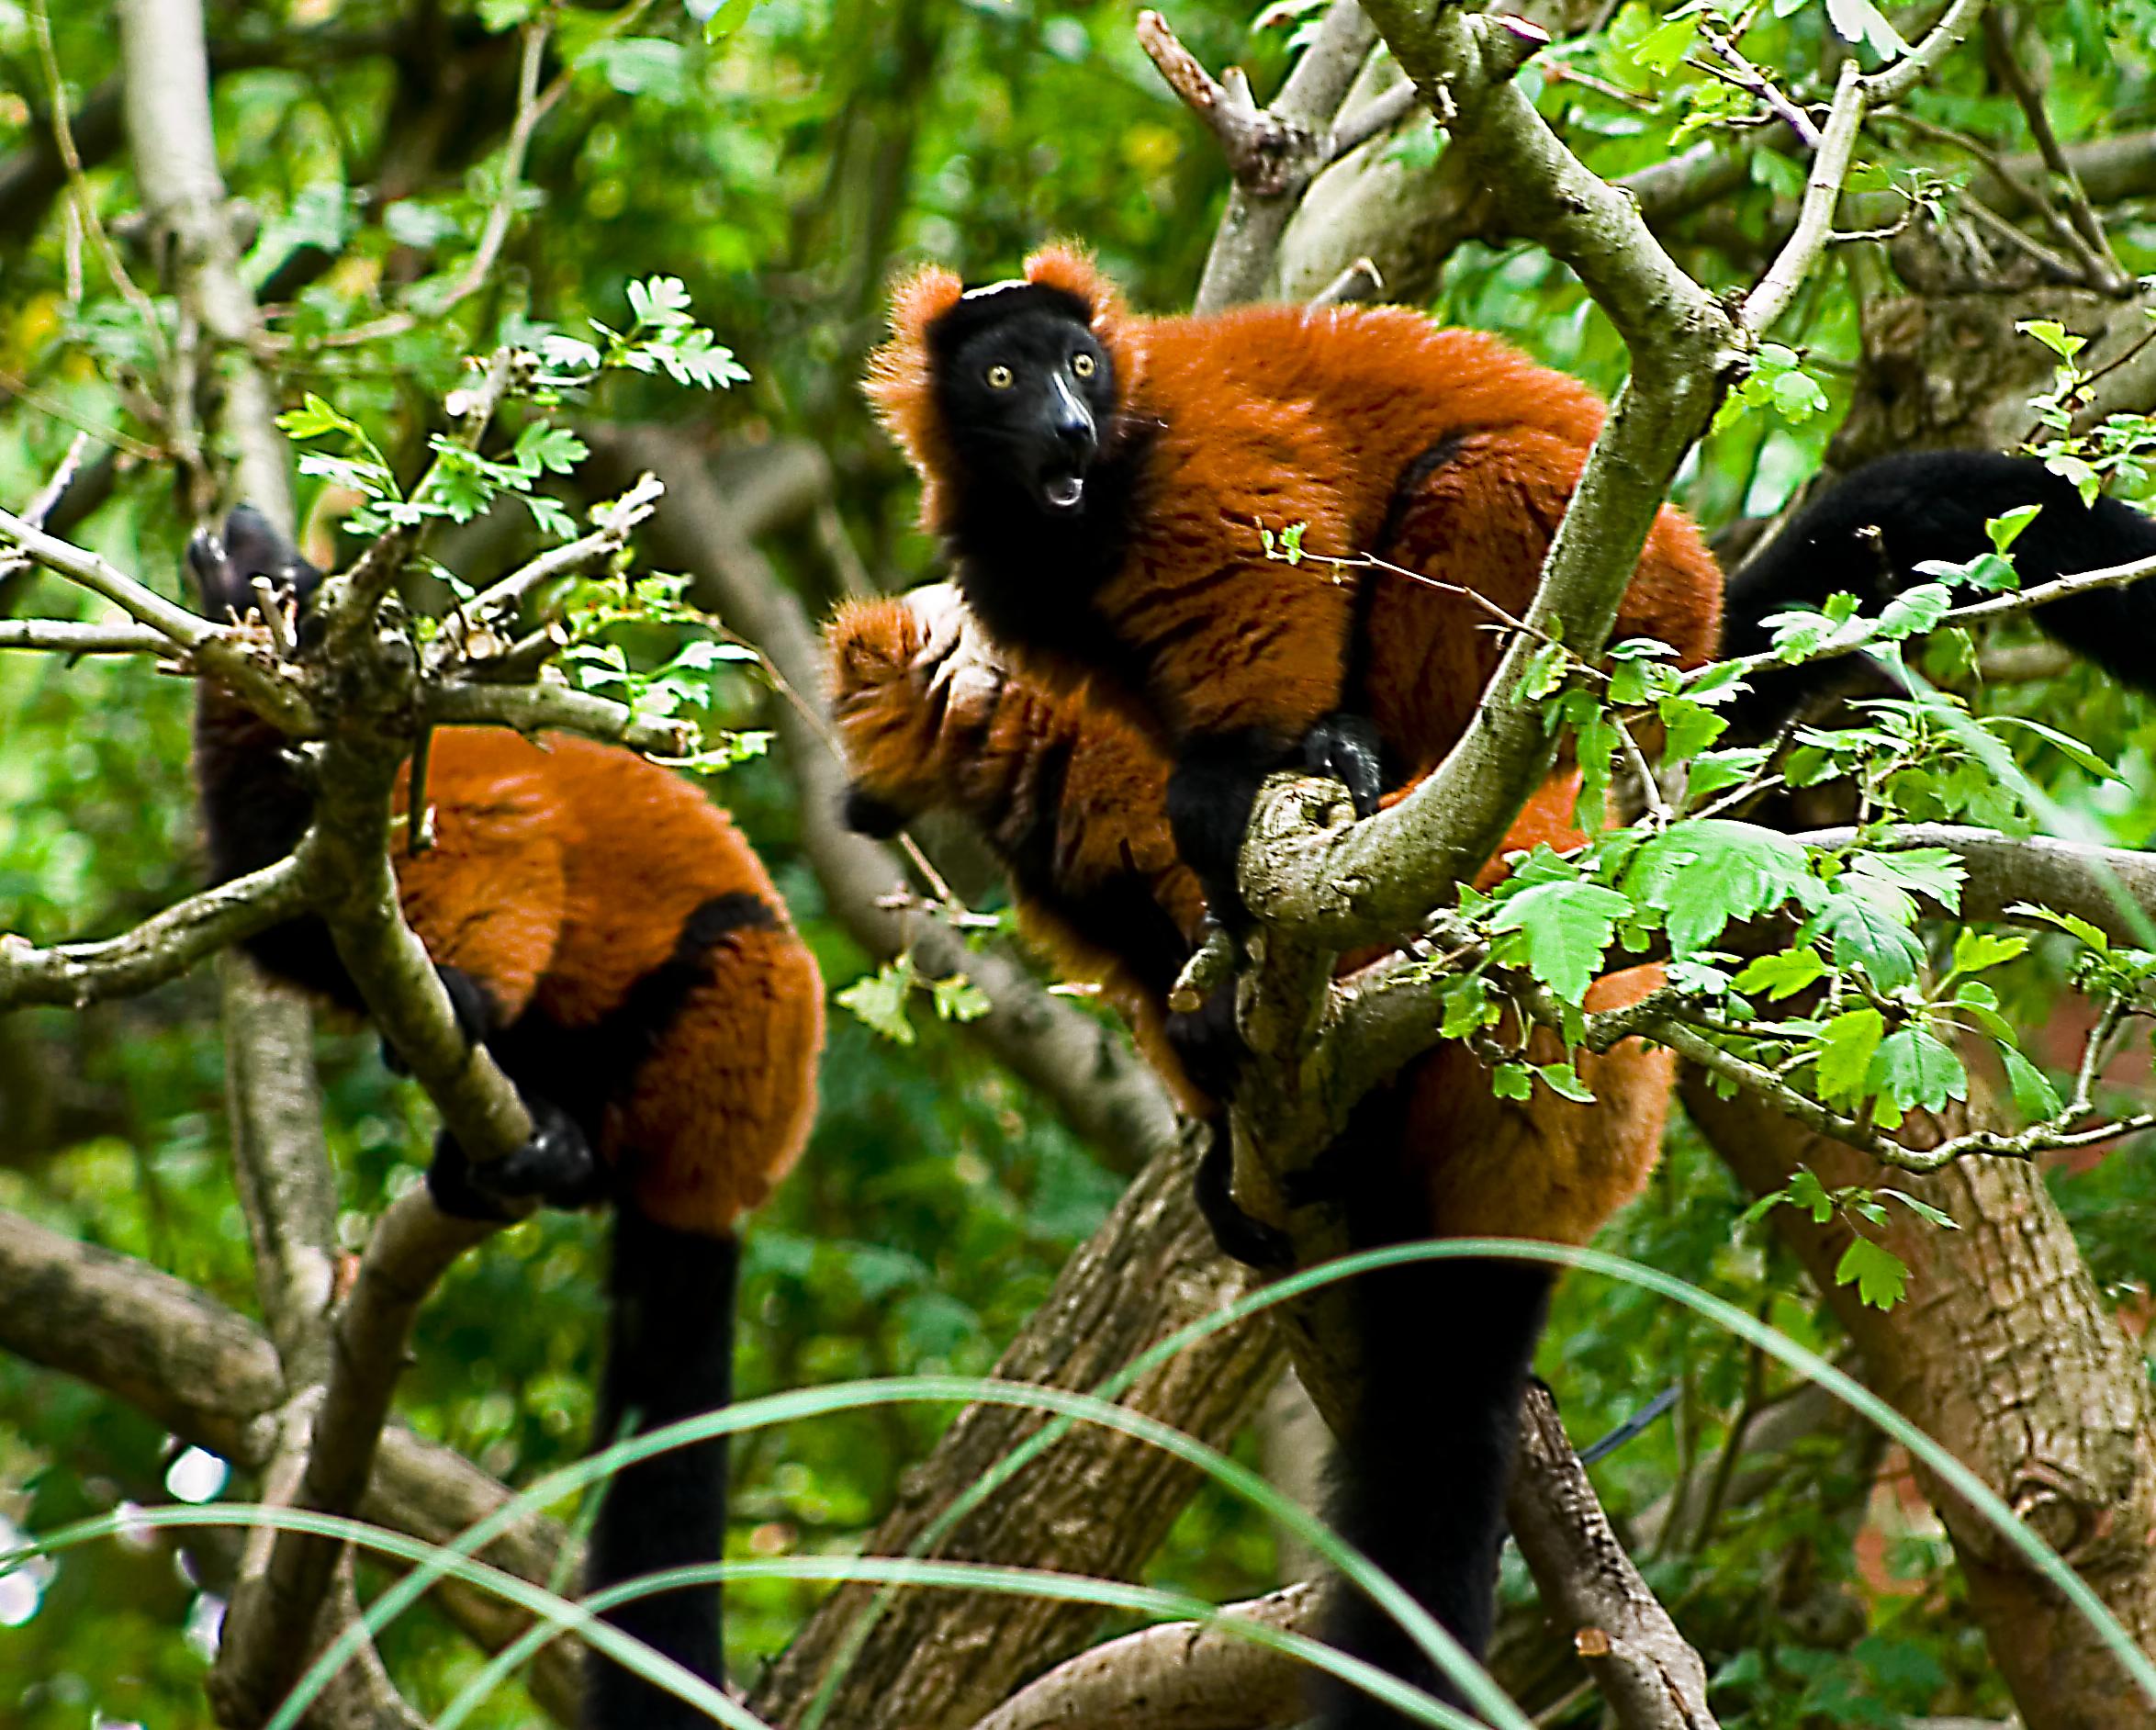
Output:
[930,296,1162,712]
[1308,1086,1554,1728]
[1301,713,1385,821]
[1165,728,1294,931]
[584,1212,740,1730]
[1724,449,2156,740]
[842,783,908,838]
[1192,1118,1292,1270]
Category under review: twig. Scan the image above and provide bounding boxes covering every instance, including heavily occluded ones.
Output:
[1959,189,2086,284]
[28,0,174,379]
[0,619,174,654]
[1982,8,2130,293]
[1694,16,1822,149]
[1719,545,2156,693]
[1168,925,1238,1017]
[1327,82,1421,163]
[424,679,699,758]
[1135,8,1306,196]
[0,851,317,1011]
[1887,108,2102,284]
[1309,256,1385,308]
[427,472,667,671]
[1742,61,1864,333]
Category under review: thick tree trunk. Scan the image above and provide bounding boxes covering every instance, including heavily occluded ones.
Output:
[1682,1069,2156,1730]
[750,1127,1285,1730]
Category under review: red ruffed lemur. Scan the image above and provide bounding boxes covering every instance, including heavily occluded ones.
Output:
[862,245,1722,1723]
[825,581,1674,1726]
[189,508,824,1730]
[1720,448,2156,736]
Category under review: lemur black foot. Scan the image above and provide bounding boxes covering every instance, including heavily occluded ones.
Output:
[1299,711,1385,819]
[426,1098,606,1219]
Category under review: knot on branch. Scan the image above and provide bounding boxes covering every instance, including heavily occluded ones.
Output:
[1137,9,1324,197]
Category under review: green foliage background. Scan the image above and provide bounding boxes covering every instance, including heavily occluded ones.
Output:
[1,1,2153,1724]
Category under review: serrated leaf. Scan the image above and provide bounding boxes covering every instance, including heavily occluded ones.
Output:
[1491,1062,1534,1101]
[1875,583,1951,641]
[1815,1007,1884,1105]
[1986,714,2124,781]
[1623,818,1814,957]
[1790,1167,1834,1224]
[1489,879,1633,1003]
[1836,1236,1908,1309]
[1952,929,2028,975]
[837,958,916,1045]
[1999,1044,2064,1120]
[1807,887,1926,991]
[930,972,993,1023]
[1873,1027,1968,1112]
[1880,1188,1959,1230]
[1733,947,1826,1001]
[1849,847,1965,914]
[1537,1062,1596,1104]
[2006,901,2112,955]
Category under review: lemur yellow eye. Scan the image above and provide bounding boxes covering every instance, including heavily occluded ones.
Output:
[1071,353,1095,379]
[985,364,1014,389]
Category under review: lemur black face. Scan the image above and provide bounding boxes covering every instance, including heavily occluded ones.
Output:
[931,284,1116,519]
[185,505,323,624]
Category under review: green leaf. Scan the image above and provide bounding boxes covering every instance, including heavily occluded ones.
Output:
[1629,13,1699,74]
[1985,715,2125,781]
[1951,929,2029,976]
[1733,947,1826,1001]
[579,37,690,100]
[1790,1167,1835,1224]
[1489,879,1633,1003]
[2006,901,2112,956]
[1537,1062,1596,1104]
[699,0,759,39]
[1879,1189,1959,1230]
[930,972,993,1023]
[1849,848,1965,914]
[1490,1062,1534,1101]
[512,421,589,477]
[1873,1027,1968,1112]
[1815,1008,1884,1105]
[837,957,916,1045]
[1987,504,2043,554]
[1623,819,1814,957]
[1807,885,1926,992]
[1874,583,1951,641]
[1999,1044,2064,1120]
[1836,1236,1909,1309]
[2016,318,2089,361]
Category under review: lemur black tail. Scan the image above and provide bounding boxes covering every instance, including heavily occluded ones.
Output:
[582,1208,739,1730]
[1722,449,2156,741]
[1308,1089,1555,1728]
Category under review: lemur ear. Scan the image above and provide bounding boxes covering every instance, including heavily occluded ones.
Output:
[1022,242,1117,325]
[864,264,966,499]
[1024,240,1146,410]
